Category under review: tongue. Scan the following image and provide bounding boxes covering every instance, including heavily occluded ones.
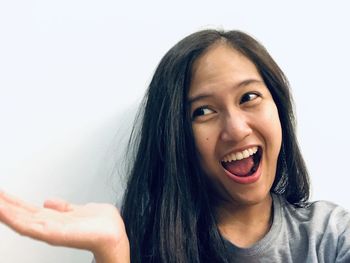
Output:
[223,156,254,177]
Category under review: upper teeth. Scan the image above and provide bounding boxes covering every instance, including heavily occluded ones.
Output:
[222,146,258,162]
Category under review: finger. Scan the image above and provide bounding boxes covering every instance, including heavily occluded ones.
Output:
[0,191,38,212]
[43,198,73,212]
[0,201,44,237]
[0,202,66,245]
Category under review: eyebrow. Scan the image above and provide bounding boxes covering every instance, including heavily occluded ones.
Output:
[187,79,263,105]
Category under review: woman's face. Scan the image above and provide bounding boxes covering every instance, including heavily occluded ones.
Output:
[188,44,282,207]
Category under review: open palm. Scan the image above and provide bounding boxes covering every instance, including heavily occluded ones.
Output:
[0,191,127,254]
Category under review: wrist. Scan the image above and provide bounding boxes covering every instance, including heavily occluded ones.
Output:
[93,233,130,263]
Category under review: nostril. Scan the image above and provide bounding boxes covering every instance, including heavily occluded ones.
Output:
[220,115,252,142]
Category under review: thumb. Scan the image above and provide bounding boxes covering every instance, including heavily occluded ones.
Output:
[43,198,73,212]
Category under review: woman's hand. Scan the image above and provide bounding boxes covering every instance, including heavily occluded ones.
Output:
[0,191,130,263]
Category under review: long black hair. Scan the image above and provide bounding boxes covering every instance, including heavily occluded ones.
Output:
[121,29,310,263]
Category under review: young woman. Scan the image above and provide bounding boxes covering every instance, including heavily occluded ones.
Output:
[0,29,349,263]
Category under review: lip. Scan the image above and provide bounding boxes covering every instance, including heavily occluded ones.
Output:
[222,147,263,184]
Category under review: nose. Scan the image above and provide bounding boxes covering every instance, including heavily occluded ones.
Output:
[220,110,253,143]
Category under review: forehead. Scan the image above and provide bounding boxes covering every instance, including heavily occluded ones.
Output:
[189,44,262,97]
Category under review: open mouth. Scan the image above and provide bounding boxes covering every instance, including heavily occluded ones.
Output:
[221,147,262,177]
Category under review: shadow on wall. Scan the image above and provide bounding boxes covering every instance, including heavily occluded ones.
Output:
[94,103,140,207]
[67,102,141,207]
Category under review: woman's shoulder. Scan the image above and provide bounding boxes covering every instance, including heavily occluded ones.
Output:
[276,194,350,234]
[275,195,350,262]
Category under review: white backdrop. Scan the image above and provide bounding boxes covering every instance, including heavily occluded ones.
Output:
[1,1,349,262]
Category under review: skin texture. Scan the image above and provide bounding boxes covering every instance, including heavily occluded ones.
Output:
[189,43,282,247]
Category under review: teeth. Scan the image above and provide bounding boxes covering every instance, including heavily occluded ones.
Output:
[222,146,258,163]
[236,152,243,160]
[242,150,249,158]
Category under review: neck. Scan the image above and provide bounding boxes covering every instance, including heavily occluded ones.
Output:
[215,194,273,248]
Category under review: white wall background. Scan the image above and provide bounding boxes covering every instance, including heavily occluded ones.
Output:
[0,1,349,262]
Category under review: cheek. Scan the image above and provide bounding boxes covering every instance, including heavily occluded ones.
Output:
[258,103,282,153]
[192,124,216,161]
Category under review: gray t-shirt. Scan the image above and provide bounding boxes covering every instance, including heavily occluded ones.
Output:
[224,194,350,262]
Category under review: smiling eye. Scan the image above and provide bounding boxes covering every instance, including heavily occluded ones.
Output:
[192,106,214,119]
[240,92,260,104]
